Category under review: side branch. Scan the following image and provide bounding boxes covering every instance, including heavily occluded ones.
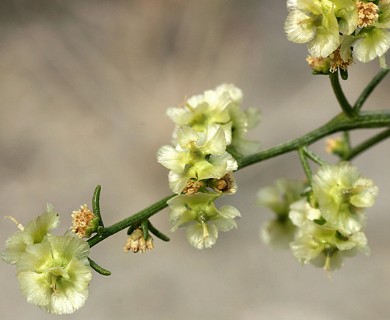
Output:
[344,128,390,160]
[354,68,389,112]
[87,110,390,249]
[237,110,390,169]
[88,194,175,248]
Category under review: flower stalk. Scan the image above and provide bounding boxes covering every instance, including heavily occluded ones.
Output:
[329,71,356,117]
[87,194,175,248]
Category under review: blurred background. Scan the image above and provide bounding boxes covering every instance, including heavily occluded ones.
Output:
[1,1,390,319]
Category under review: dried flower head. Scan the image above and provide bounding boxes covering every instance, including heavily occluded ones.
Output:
[212,172,237,194]
[329,47,354,72]
[356,1,379,28]
[71,204,99,238]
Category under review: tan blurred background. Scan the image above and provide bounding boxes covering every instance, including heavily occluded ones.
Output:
[1,1,390,319]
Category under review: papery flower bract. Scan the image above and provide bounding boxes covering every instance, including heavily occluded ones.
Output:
[167,193,240,249]
[1,204,59,264]
[312,162,378,235]
[289,199,322,227]
[258,179,306,249]
[257,179,305,216]
[167,84,260,155]
[336,0,359,35]
[353,27,390,62]
[16,235,92,314]
[261,218,296,249]
[228,104,261,155]
[215,83,243,104]
[157,125,237,194]
[290,220,369,271]
[218,84,261,154]
[284,0,343,57]
[167,85,234,144]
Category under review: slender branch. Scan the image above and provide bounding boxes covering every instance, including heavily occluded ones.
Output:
[342,131,352,155]
[238,110,390,169]
[354,68,389,112]
[88,194,175,248]
[298,147,312,183]
[329,71,356,117]
[302,146,328,166]
[87,110,390,250]
[344,128,390,161]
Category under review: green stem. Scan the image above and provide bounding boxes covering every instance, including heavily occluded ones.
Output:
[87,110,390,250]
[141,220,149,240]
[238,110,390,169]
[345,128,390,161]
[354,68,389,112]
[88,194,175,248]
[302,146,328,166]
[329,71,356,117]
[343,131,352,154]
[298,148,312,183]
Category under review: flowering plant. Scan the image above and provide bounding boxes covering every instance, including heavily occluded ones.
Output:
[2,0,390,315]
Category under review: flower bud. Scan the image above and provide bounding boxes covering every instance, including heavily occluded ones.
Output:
[306,55,331,74]
[325,136,349,158]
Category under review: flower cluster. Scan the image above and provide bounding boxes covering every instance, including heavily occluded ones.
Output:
[1,205,92,314]
[285,0,390,72]
[258,179,306,249]
[259,162,378,271]
[124,227,154,253]
[157,84,260,249]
